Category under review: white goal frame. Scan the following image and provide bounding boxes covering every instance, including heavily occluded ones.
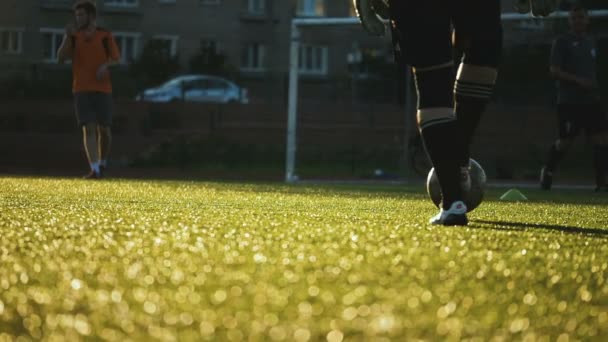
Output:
[285,10,608,183]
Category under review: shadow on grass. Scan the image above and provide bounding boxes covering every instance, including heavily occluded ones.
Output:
[470,219,608,238]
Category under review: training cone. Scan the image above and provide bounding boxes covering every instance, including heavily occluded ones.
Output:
[500,189,528,201]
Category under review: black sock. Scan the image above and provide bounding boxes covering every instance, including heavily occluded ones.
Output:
[545,142,566,172]
[420,122,462,208]
[413,64,462,209]
[454,64,497,167]
[593,144,607,187]
[455,98,486,167]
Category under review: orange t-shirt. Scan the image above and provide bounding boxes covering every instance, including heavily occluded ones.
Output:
[71,28,120,94]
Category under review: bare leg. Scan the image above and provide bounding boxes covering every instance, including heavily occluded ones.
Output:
[83,123,100,177]
[97,125,112,168]
[83,123,99,167]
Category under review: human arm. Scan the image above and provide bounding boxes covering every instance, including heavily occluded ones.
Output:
[57,24,76,63]
[96,32,122,80]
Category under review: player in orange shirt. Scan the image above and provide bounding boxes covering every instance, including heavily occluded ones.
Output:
[57,0,120,179]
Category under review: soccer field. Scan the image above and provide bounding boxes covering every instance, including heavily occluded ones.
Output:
[0,177,607,341]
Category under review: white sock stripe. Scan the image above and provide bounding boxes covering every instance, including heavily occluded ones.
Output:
[455,86,493,95]
[454,89,492,95]
[456,64,498,84]
[417,107,455,127]
[414,61,455,73]
[455,84,493,94]
[456,79,495,86]
[456,92,493,99]
[455,89,493,97]
[456,88,493,94]
[455,82,494,91]
[420,117,457,130]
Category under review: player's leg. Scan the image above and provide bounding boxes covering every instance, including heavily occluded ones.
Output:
[452,0,502,175]
[389,0,467,225]
[97,125,111,173]
[95,92,113,176]
[75,92,101,178]
[586,103,608,191]
[417,64,468,225]
[82,123,100,178]
[541,104,578,190]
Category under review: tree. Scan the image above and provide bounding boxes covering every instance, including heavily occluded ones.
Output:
[189,46,235,77]
[130,39,180,89]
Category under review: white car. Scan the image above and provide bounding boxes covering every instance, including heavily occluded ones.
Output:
[136,75,248,104]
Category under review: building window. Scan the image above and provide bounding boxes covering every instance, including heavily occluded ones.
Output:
[152,35,179,57]
[104,0,139,7]
[241,43,265,72]
[114,32,140,64]
[40,28,64,62]
[247,0,265,14]
[299,45,328,75]
[0,29,23,55]
[296,0,325,17]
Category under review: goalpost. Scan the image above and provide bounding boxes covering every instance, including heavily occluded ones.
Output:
[285,10,608,183]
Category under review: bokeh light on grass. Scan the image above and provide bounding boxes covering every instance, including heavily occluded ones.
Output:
[0,177,607,340]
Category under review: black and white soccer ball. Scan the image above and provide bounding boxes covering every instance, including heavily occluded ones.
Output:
[427,159,487,212]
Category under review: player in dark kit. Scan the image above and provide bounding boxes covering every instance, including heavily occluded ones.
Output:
[540,5,608,192]
[354,0,557,225]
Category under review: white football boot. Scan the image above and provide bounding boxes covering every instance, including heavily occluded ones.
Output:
[429,201,468,226]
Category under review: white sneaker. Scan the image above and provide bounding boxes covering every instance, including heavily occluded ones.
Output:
[460,166,472,193]
[429,201,468,226]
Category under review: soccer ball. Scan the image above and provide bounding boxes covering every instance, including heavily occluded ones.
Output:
[427,159,487,212]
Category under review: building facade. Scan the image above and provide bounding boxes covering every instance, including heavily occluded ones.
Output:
[1,1,386,98]
[2,0,596,102]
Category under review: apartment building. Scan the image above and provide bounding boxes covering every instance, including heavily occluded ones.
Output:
[2,0,598,101]
[0,1,385,97]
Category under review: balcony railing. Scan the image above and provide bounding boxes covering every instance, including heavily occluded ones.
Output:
[40,0,74,10]
[40,0,141,14]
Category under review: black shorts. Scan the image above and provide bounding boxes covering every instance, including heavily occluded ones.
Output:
[558,103,607,139]
[388,0,502,68]
[74,91,113,127]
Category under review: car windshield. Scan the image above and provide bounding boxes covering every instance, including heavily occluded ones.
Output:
[161,78,192,89]
[160,77,233,90]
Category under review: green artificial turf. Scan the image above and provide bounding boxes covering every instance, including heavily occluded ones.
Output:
[0,177,607,341]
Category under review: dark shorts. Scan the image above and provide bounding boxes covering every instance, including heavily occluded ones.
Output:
[558,102,607,139]
[74,91,113,127]
[388,0,502,68]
